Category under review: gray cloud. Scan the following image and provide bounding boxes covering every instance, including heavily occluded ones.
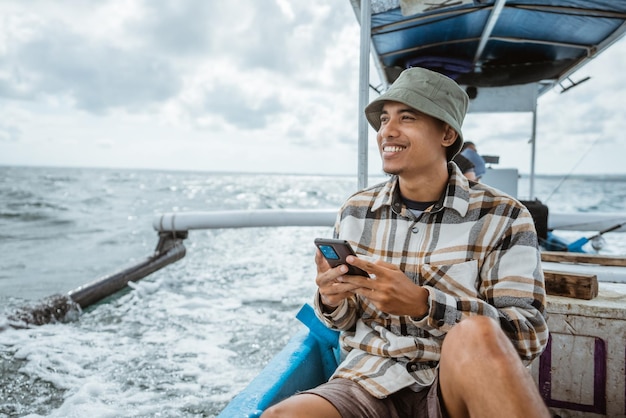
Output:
[134,1,355,76]
[0,1,355,116]
[0,28,181,113]
[0,0,360,147]
[201,82,284,130]
[130,0,215,56]
[232,4,318,72]
[0,6,184,113]
[127,1,296,72]
[9,31,180,113]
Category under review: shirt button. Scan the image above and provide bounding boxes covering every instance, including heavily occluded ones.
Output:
[412,226,419,233]
[407,362,418,372]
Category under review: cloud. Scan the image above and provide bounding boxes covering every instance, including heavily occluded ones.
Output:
[133,1,215,57]
[0,1,357,122]
[0,7,181,113]
[1,1,624,175]
[200,81,284,130]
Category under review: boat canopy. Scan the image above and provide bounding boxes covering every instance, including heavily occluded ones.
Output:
[352,0,626,99]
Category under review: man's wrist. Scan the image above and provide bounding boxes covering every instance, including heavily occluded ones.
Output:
[319,293,339,314]
[412,286,430,319]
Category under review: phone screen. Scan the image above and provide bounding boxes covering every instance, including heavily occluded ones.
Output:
[317,244,342,260]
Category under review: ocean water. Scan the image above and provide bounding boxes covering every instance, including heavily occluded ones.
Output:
[1,165,625,417]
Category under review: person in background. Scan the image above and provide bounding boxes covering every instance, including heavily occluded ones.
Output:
[452,152,476,181]
[460,141,486,180]
[262,67,549,418]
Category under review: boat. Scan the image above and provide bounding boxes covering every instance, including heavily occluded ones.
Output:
[214,1,626,417]
[8,1,626,416]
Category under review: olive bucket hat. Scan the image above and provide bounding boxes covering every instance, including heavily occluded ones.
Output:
[365,67,469,161]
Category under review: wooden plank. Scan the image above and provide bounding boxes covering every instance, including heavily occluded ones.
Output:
[541,251,626,267]
[544,270,598,300]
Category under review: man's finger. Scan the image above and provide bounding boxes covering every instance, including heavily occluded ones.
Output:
[315,249,332,273]
[372,259,400,270]
[352,286,377,301]
[337,274,374,289]
[346,255,400,274]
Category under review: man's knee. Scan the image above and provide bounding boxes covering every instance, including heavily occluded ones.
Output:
[261,403,284,418]
[442,316,516,365]
[445,315,500,342]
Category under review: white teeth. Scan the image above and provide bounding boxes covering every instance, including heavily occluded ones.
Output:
[383,146,404,152]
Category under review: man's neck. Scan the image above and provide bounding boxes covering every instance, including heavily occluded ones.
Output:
[397,165,449,202]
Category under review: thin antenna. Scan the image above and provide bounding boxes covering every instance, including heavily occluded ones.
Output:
[544,136,600,202]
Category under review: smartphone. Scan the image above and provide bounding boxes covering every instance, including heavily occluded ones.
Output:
[314,238,369,277]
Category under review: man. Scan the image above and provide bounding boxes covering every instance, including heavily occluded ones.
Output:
[262,68,549,417]
[452,153,477,181]
[460,141,486,180]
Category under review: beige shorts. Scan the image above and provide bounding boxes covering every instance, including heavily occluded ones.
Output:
[300,376,444,418]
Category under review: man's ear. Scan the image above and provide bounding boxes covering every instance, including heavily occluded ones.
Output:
[442,126,458,147]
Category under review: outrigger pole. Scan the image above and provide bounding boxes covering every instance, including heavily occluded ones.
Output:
[6,232,187,328]
[67,231,187,308]
[5,209,337,328]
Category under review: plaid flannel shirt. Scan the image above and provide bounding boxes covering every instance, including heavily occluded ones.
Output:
[314,163,548,398]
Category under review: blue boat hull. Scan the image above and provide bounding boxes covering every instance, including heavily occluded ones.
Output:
[218,304,339,417]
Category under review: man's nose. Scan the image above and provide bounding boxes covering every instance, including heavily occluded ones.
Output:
[379,118,399,137]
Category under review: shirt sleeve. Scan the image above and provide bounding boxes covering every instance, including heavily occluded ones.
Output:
[312,208,361,331]
[410,211,549,363]
[313,290,359,331]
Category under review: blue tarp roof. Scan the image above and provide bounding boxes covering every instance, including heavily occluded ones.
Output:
[353,0,626,89]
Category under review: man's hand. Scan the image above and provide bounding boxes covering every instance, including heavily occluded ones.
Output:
[315,250,362,309]
[341,255,429,318]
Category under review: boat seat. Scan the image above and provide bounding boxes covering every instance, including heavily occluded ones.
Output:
[520,199,549,240]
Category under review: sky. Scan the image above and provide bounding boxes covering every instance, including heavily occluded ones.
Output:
[1,1,626,176]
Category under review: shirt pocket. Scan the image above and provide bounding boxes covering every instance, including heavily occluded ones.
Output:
[419,260,480,298]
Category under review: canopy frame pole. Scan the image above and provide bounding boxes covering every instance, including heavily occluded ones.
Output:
[473,0,507,67]
[530,105,538,199]
[357,0,371,191]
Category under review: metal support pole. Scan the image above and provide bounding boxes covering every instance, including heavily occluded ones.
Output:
[357,0,371,190]
[530,106,537,199]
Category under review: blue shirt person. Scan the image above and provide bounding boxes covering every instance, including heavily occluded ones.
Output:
[460,141,486,179]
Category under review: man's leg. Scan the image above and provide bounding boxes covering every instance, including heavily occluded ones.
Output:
[262,377,407,418]
[261,393,341,418]
[438,316,551,418]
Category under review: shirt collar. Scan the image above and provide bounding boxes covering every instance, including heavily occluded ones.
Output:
[370,164,470,217]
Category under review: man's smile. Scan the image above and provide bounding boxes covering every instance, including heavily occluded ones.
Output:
[382,145,406,153]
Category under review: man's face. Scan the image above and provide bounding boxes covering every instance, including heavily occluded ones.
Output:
[376,101,452,178]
